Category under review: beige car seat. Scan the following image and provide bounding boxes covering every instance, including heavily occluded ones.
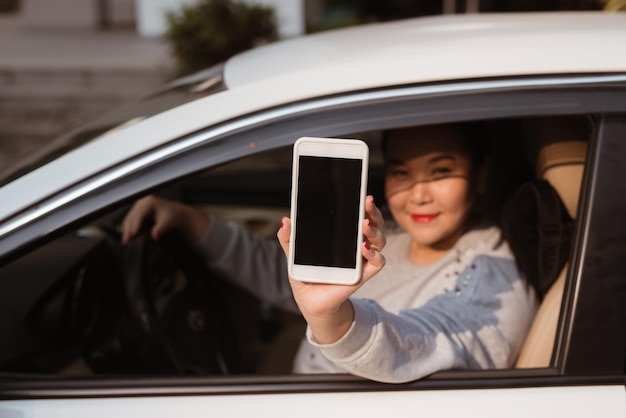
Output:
[515,133,587,368]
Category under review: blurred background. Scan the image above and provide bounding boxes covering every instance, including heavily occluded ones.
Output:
[0,0,623,170]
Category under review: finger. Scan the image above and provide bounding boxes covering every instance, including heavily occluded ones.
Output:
[150,213,170,241]
[151,203,187,241]
[276,217,291,258]
[364,195,384,229]
[121,196,154,244]
[361,242,386,283]
[363,195,386,251]
[363,217,386,252]
[121,204,144,245]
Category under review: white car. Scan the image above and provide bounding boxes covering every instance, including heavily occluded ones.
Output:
[0,11,625,417]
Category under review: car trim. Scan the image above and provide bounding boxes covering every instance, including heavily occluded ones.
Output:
[2,74,626,243]
[0,372,623,400]
[558,116,626,374]
[553,125,598,371]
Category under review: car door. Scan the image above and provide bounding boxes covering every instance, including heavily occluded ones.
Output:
[0,75,625,417]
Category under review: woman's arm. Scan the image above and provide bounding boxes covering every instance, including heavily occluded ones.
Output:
[196,213,297,312]
[276,195,387,343]
[309,255,537,383]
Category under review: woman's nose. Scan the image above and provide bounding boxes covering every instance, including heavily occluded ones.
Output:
[408,180,432,204]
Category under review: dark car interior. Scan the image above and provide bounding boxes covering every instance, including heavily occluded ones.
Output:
[0,115,591,378]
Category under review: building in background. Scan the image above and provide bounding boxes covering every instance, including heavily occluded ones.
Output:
[19,0,136,30]
[4,0,612,37]
[12,0,304,38]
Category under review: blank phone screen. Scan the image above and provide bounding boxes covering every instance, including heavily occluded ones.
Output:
[294,155,363,268]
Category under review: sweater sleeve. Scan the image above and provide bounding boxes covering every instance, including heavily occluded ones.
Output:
[194,215,298,313]
[310,255,537,383]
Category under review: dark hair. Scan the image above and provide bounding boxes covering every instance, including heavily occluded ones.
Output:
[382,121,490,166]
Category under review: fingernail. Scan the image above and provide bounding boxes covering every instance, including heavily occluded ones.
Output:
[364,241,370,250]
[366,219,371,227]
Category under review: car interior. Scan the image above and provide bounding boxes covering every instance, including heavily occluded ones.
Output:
[0,114,591,378]
[514,117,588,368]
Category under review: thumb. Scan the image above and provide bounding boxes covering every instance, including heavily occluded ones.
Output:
[150,224,163,241]
[276,217,291,258]
[150,214,171,241]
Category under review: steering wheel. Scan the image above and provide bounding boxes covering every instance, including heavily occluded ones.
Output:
[84,228,239,375]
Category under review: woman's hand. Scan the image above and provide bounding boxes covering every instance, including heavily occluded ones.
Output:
[276,195,386,344]
[120,195,210,245]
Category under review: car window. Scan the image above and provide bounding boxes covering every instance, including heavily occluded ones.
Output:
[0,115,591,379]
[4,68,626,400]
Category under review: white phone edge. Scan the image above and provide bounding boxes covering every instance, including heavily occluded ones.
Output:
[288,136,369,285]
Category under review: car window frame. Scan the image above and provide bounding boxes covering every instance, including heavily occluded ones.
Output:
[1,75,626,399]
[4,74,626,260]
[557,115,626,375]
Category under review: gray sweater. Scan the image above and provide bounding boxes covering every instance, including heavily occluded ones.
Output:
[197,216,538,383]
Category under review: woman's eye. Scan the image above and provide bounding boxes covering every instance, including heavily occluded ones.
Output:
[433,167,452,175]
[387,168,408,177]
[431,167,453,179]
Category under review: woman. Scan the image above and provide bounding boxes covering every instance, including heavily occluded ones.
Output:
[122,122,537,383]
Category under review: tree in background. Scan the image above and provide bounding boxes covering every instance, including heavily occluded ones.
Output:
[165,0,278,77]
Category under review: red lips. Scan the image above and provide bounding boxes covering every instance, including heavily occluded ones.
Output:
[411,214,439,223]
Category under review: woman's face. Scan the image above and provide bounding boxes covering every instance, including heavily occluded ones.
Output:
[384,126,483,257]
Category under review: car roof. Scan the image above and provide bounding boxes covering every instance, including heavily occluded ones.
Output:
[224,11,626,91]
[1,11,626,228]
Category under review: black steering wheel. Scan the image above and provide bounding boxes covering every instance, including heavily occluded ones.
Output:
[84,228,239,375]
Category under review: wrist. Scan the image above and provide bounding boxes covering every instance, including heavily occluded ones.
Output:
[183,208,211,243]
[305,300,355,345]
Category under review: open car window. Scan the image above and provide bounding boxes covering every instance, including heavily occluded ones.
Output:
[0,115,591,380]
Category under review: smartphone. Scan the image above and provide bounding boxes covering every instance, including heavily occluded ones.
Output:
[288,137,369,285]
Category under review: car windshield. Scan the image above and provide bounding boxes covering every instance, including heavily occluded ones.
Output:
[0,64,227,188]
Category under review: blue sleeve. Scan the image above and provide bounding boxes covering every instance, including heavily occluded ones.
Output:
[313,255,537,383]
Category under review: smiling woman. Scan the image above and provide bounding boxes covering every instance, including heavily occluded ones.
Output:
[292,122,536,383]
[383,123,490,264]
[0,11,625,418]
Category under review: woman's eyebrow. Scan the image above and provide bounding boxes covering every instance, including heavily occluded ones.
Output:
[385,153,456,166]
[428,154,456,164]
[385,158,405,166]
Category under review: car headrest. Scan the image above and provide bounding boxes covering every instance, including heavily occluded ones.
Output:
[501,179,575,300]
[536,140,587,219]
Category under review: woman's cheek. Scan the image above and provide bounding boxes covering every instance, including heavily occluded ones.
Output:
[386,192,412,228]
[437,181,472,212]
